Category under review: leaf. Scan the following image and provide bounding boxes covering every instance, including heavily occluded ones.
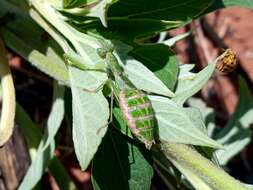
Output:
[87,0,118,27]
[70,64,109,169]
[214,77,253,165]
[0,3,70,84]
[16,103,76,190]
[69,0,212,41]
[123,58,175,97]
[15,103,42,157]
[63,0,99,8]
[149,95,222,148]
[108,41,175,97]
[107,0,213,21]
[183,107,207,134]
[42,83,65,150]
[172,63,216,105]
[0,27,69,85]
[161,31,192,47]
[130,44,179,90]
[113,107,133,137]
[187,97,216,136]
[18,82,65,190]
[178,64,196,79]
[104,0,213,40]
[92,129,153,190]
[66,45,108,90]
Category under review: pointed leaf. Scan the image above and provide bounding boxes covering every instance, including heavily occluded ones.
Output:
[123,58,175,97]
[71,84,109,169]
[149,95,222,148]
[173,63,215,105]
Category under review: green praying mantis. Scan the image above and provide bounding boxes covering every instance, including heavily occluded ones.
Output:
[64,41,156,149]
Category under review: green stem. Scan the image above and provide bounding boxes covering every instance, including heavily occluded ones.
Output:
[31,0,100,57]
[162,143,249,190]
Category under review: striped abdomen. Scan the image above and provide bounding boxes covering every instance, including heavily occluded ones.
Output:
[119,89,155,149]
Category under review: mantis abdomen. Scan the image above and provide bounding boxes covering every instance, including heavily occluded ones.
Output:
[119,89,155,149]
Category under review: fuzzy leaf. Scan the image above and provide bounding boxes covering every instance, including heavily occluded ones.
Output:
[173,63,215,105]
[70,64,109,169]
[123,58,175,97]
[149,95,222,148]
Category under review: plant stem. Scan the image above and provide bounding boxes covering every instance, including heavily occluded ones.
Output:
[162,143,249,190]
[0,38,16,146]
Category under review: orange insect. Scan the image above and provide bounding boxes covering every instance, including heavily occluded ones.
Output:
[216,49,237,74]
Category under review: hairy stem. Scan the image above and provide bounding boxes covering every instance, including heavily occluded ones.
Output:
[162,143,249,190]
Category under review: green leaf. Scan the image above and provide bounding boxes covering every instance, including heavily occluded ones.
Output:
[67,45,109,169]
[107,0,213,20]
[69,0,212,41]
[113,107,133,137]
[103,0,213,40]
[15,104,42,156]
[92,129,153,190]
[214,77,253,165]
[0,27,69,85]
[177,64,196,79]
[0,3,70,84]
[86,0,118,27]
[63,0,99,8]
[122,57,175,97]
[161,31,192,47]
[70,64,109,169]
[184,107,208,134]
[172,63,216,105]
[187,97,216,136]
[130,44,179,90]
[42,83,65,150]
[66,45,108,90]
[149,95,222,148]
[16,103,75,189]
[18,82,65,190]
